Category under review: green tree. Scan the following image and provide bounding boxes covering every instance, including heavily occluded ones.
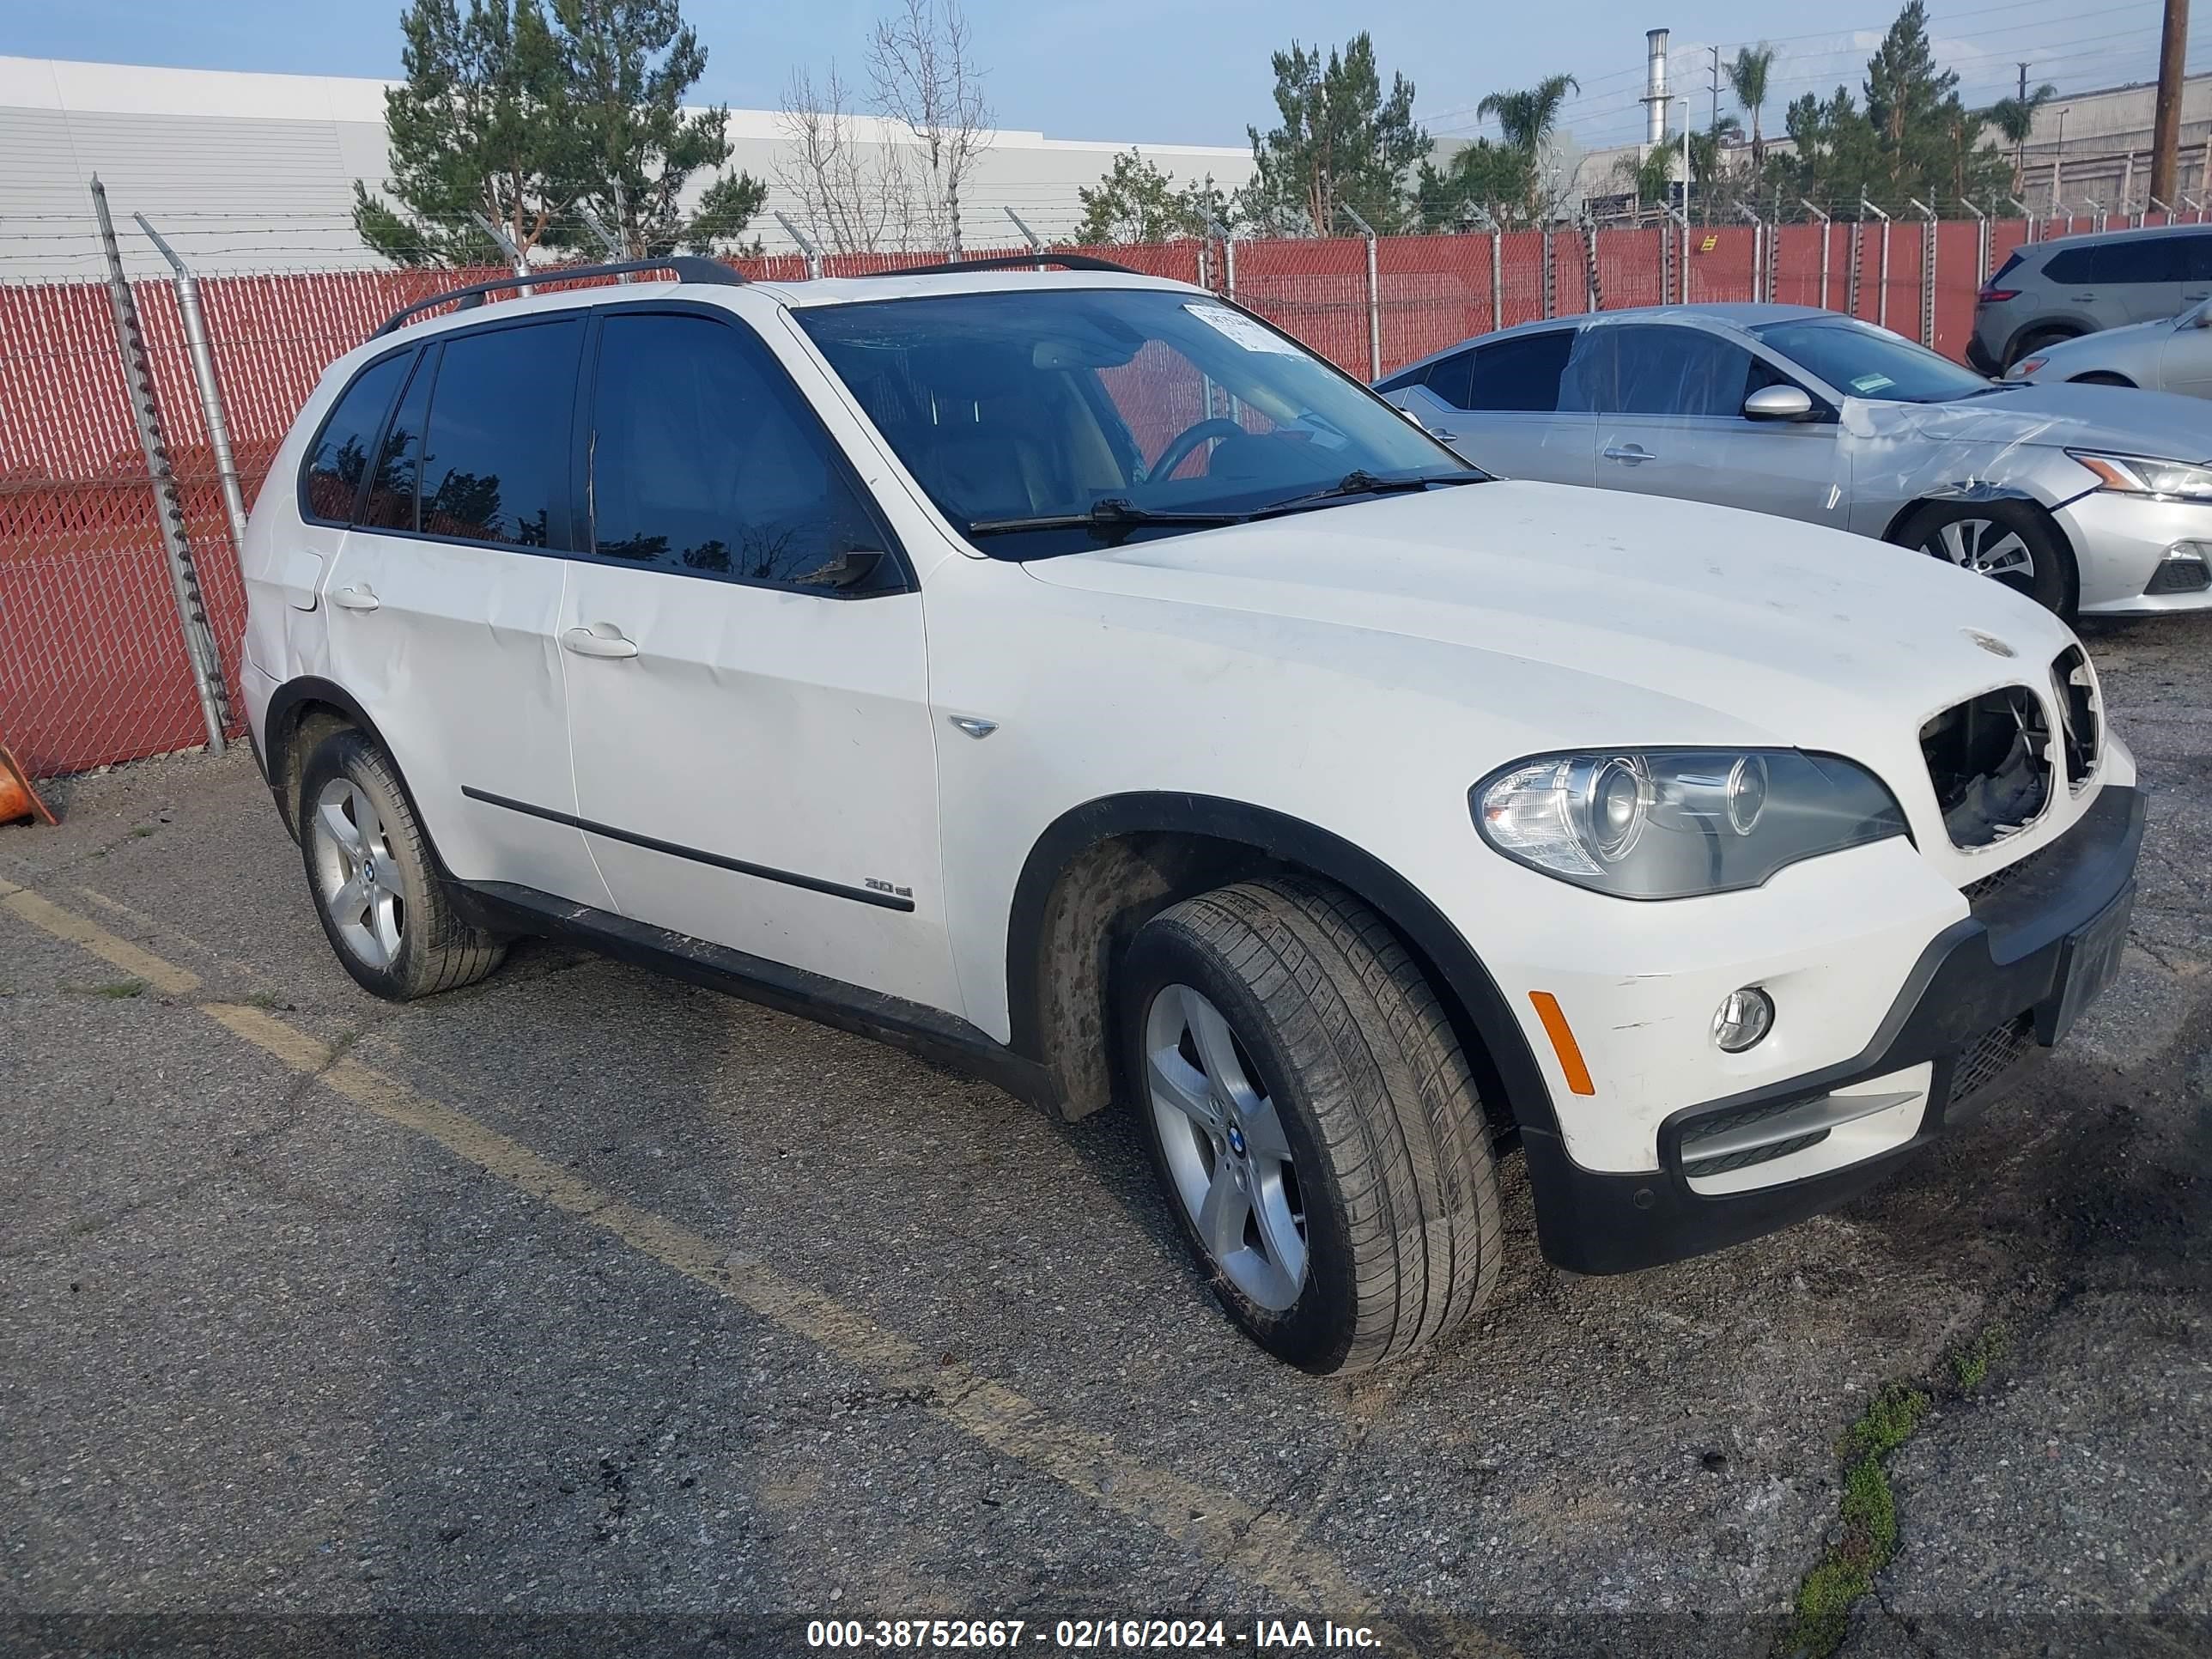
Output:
[1071,150,1229,243]
[353,0,570,266]
[550,0,765,257]
[354,0,763,268]
[1690,115,1745,221]
[1613,130,1680,214]
[1863,0,1956,194]
[1726,45,1777,169]
[1982,82,2056,194]
[1241,33,1428,234]
[1474,73,1579,222]
[1413,140,1533,230]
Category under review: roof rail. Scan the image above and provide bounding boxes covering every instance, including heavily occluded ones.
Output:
[871,252,1138,278]
[371,255,744,337]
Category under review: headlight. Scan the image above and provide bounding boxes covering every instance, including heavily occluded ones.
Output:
[2069,450,2212,503]
[1470,750,1908,900]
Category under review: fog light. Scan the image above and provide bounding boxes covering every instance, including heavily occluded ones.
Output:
[1712,987,1775,1052]
[2147,543,2212,596]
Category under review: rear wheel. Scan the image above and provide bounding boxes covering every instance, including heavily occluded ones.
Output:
[300,729,506,1000]
[1893,498,2075,616]
[1120,876,1503,1373]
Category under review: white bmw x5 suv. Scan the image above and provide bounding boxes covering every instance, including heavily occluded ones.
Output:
[240,255,2144,1374]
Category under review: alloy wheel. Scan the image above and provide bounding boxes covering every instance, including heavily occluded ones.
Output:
[1143,982,1308,1310]
[309,776,405,969]
[1924,517,2035,583]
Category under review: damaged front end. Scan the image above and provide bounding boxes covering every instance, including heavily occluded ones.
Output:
[1920,687,2051,848]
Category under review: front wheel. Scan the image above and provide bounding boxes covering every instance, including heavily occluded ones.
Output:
[1120,877,1503,1374]
[1893,499,2075,616]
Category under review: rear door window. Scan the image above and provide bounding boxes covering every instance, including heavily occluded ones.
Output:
[2092,237,2185,283]
[299,350,411,525]
[1464,331,1576,412]
[417,319,586,550]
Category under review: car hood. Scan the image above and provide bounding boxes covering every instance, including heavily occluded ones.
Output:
[1024,480,2078,755]
[2007,315,2175,372]
[1849,380,2212,461]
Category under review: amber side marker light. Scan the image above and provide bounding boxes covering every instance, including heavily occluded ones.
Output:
[1528,991,1595,1097]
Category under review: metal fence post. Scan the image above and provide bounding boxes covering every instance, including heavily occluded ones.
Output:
[91,179,230,754]
[1582,213,1603,312]
[1662,206,1690,303]
[1735,204,1764,302]
[468,211,532,293]
[776,211,825,279]
[577,204,632,277]
[1958,198,1989,283]
[1801,201,1832,310]
[1907,198,1937,347]
[1340,205,1382,380]
[132,214,248,562]
[1860,198,1892,327]
[1490,224,1504,331]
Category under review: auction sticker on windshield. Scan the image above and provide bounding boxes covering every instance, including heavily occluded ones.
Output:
[1184,302,1302,355]
[1850,373,1896,393]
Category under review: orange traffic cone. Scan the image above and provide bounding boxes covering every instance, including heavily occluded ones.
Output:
[0,740,58,827]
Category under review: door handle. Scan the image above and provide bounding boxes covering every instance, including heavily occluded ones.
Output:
[1602,444,1656,465]
[330,583,380,611]
[561,623,640,659]
[1427,426,1455,440]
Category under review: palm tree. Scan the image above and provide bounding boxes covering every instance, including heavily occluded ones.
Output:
[1690,116,1745,222]
[1477,73,1580,221]
[1726,45,1778,170]
[1478,72,1581,155]
[1982,82,2057,195]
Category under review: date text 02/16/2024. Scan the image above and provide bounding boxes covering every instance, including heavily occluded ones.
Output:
[804,1619,1385,1650]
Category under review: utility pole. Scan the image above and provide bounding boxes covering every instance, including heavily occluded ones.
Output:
[2015,63,2033,191]
[1709,46,1722,227]
[2151,0,2191,205]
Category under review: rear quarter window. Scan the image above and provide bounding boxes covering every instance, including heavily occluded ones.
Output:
[298,350,413,525]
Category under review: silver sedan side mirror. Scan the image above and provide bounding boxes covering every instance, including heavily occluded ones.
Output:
[1743,384,1816,421]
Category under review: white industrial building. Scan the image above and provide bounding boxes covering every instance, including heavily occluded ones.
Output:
[0,54,1255,279]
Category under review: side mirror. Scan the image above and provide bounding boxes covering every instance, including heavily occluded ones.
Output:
[1743,384,1816,421]
[2194,308,2212,329]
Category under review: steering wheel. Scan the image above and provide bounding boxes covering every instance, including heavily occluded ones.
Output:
[1145,417,1248,483]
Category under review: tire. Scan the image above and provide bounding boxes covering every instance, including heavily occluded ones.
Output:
[1891,497,2075,616]
[1119,876,1503,1374]
[298,728,506,1000]
[2069,372,2136,387]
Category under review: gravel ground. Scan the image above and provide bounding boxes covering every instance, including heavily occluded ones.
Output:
[3,611,2207,1659]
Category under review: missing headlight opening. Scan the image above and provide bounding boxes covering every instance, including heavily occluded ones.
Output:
[1920,687,2051,848]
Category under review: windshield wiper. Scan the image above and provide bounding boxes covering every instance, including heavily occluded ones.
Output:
[965,497,1249,540]
[1954,382,2028,398]
[1249,468,1483,520]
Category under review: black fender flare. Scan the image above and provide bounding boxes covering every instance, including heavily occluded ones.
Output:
[260,677,418,845]
[1003,792,1563,1144]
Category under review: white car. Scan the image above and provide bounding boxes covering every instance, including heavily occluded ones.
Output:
[2006,297,2212,398]
[240,255,2145,1374]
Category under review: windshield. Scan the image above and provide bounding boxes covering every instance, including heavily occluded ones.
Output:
[795,287,1478,556]
[1750,316,1996,404]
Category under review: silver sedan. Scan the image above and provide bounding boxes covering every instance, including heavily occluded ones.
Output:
[2004,299,2212,398]
[1376,303,2212,616]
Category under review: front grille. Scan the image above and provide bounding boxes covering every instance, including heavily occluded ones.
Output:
[1920,686,2053,848]
[1683,1130,1827,1179]
[2050,645,2100,789]
[1948,1015,2037,1108]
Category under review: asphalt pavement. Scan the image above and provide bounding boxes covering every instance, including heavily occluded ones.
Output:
[3,611,2208,1659]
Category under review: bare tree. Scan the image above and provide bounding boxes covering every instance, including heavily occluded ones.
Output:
[775,63,912,253]
[866,0,991,253]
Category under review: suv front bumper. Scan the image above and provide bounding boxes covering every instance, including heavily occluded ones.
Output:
[1521,784,2145,1275]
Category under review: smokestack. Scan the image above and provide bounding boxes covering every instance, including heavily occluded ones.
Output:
[1644,27,1670,149]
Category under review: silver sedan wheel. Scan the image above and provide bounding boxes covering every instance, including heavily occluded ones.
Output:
[1144,983,1308,1311]
[309,776,405,969]
[1924,517,2034,582]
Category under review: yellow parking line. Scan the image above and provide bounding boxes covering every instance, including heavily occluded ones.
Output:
[5,879,1514,1656]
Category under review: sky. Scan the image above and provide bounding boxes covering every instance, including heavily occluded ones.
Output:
[2,0,2203,153]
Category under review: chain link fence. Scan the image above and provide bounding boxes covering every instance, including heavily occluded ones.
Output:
[1,204,2179,782]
